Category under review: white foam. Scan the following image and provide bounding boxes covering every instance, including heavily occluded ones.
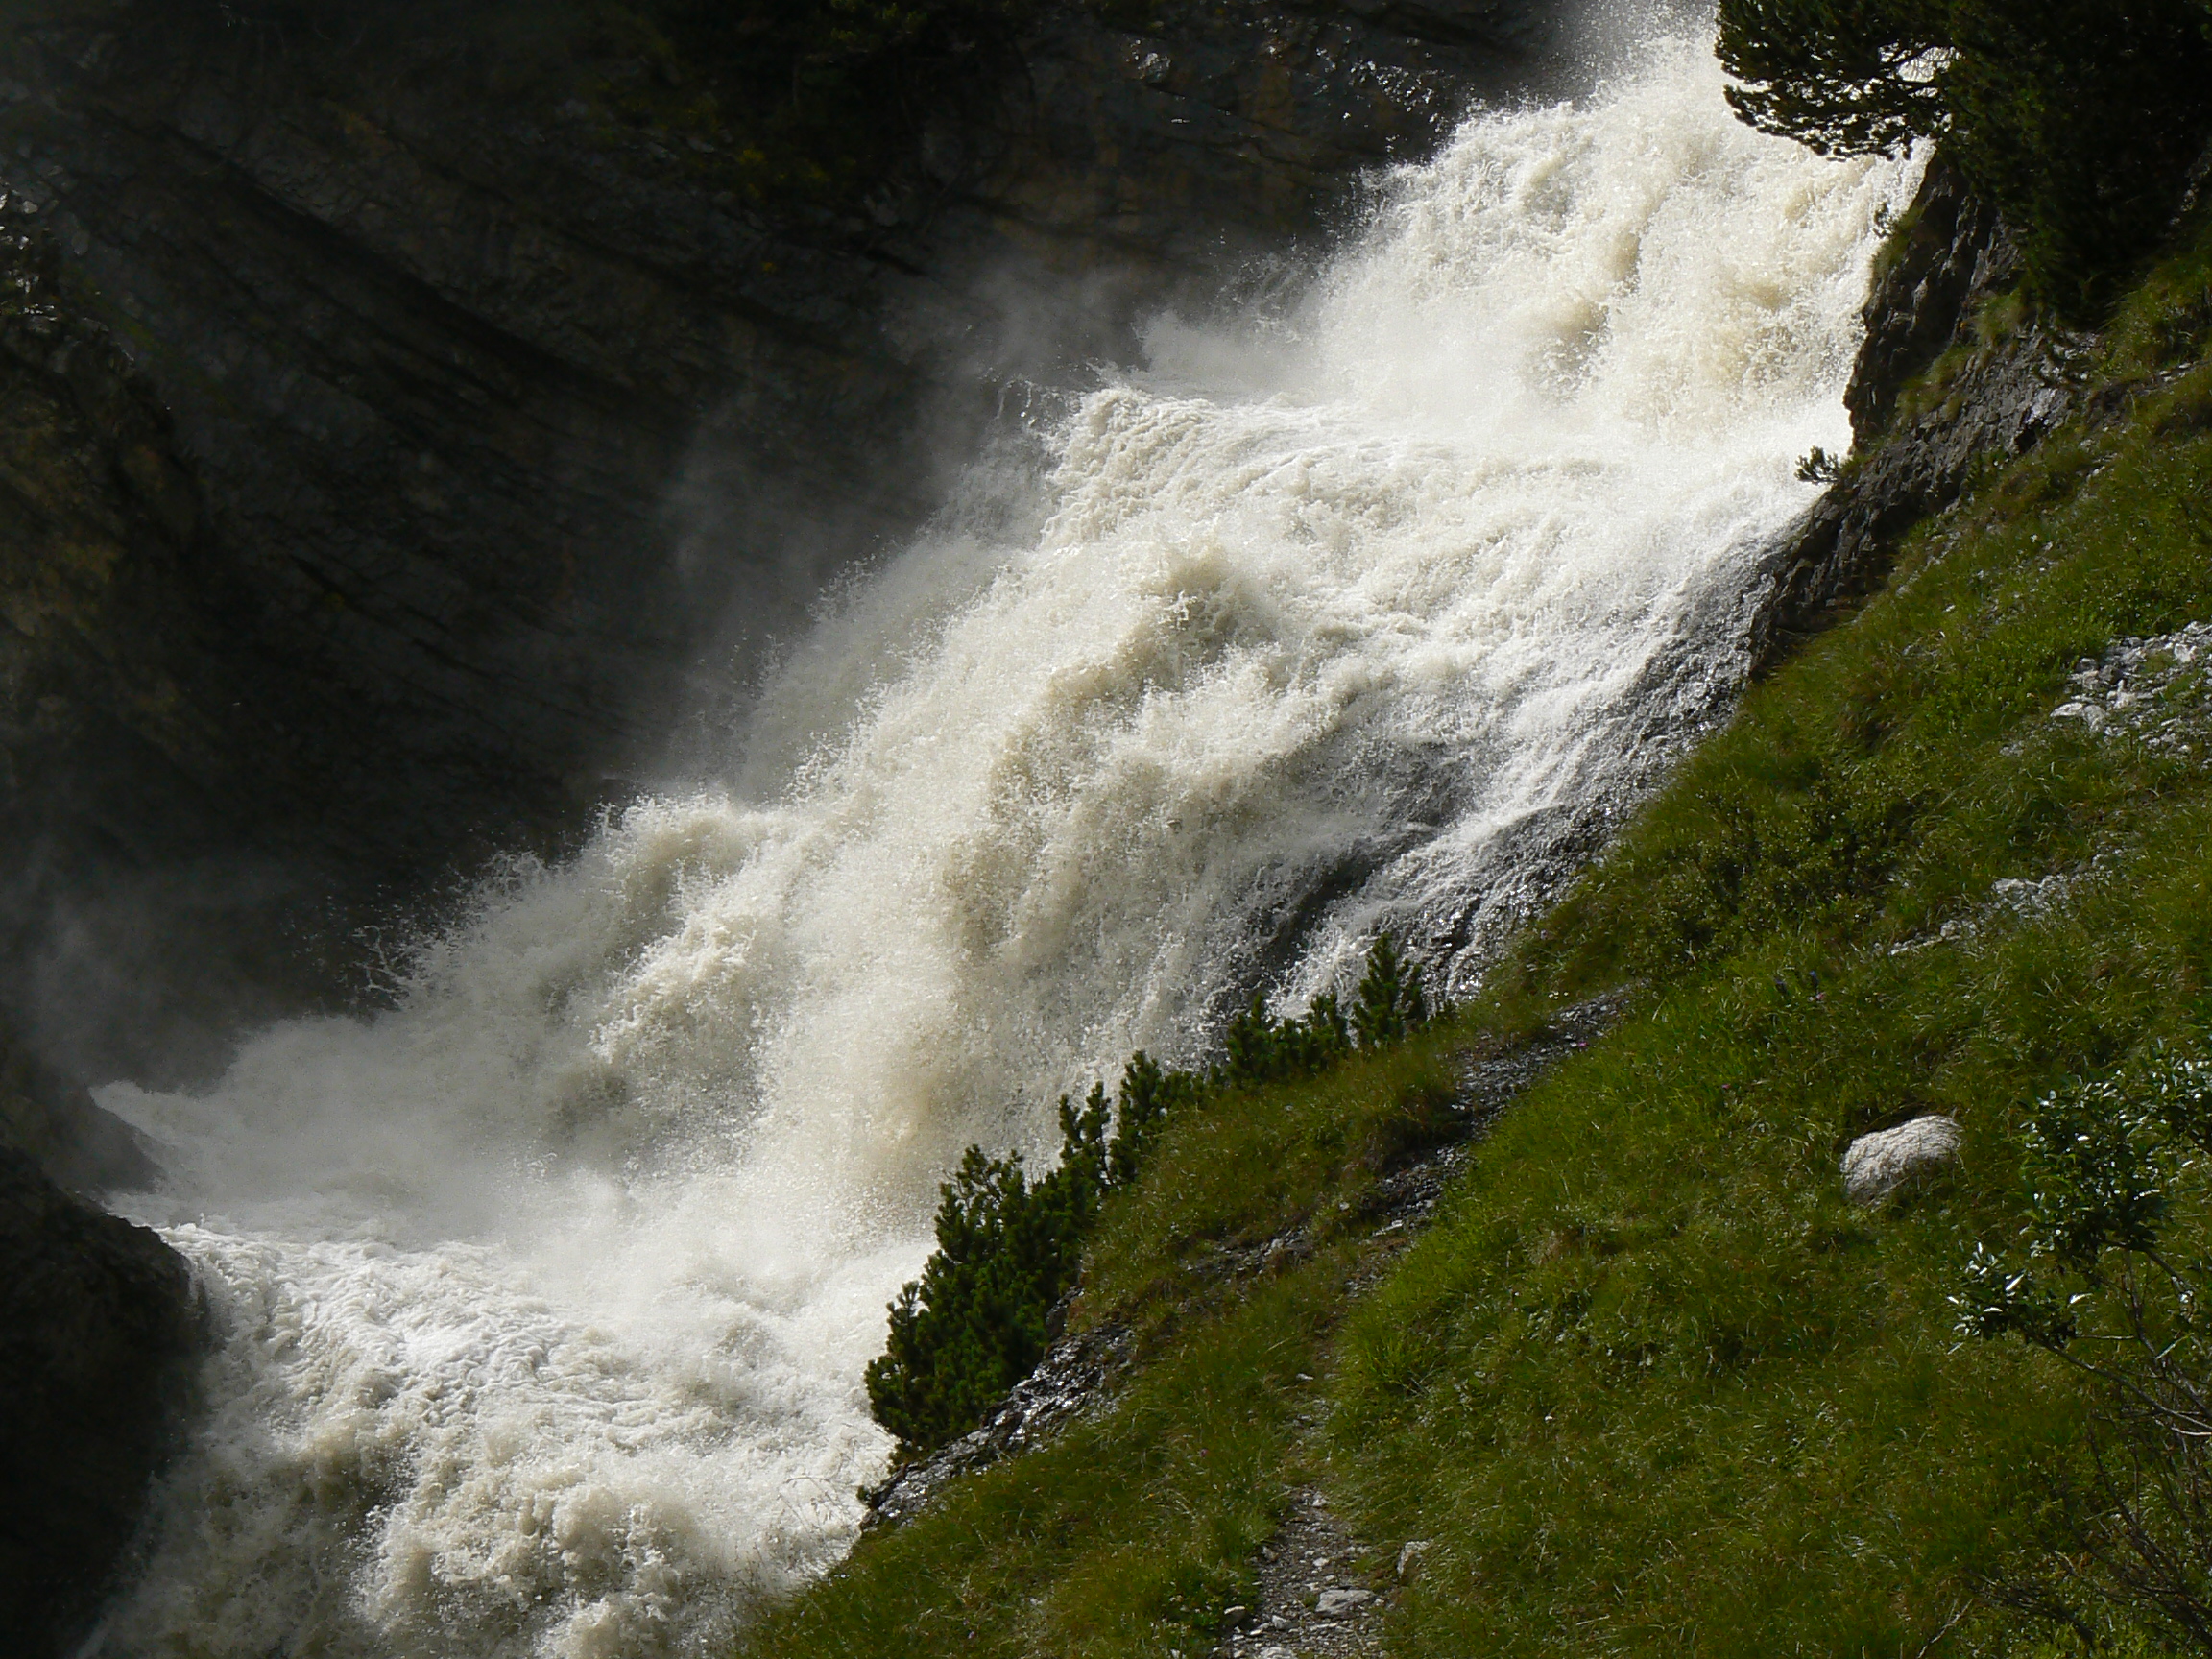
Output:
[94,35,1916,1657]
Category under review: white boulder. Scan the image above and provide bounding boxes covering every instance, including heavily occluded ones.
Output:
[1841,1115,1962,1204]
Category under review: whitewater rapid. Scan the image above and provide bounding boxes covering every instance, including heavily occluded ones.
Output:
[94,35,1916,1659]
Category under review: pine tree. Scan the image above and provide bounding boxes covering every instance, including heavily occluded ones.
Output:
[1352,933,1429,1049]
[868,940,1433,1458]
[866,1053,1199,1458]
[1716,0,2212,314]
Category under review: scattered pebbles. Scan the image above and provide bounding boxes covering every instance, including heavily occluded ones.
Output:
[1217,1489,1391,1659]
[2049,621,2212,756]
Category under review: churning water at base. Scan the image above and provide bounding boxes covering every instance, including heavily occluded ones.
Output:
[94,35,1915,1658]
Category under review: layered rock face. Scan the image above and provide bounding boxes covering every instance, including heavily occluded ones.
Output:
[0,0,1567,1083]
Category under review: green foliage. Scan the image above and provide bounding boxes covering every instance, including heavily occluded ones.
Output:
[748,1262,1344,1659]
[866,937,1432,1459]
[865,1059,1192,1458]
[1715,0,1945,156]
[1212,934,1432,1089]
[756,208,2212,1659]
[1958,1055,2212,1647]
[1351,931,1431,1047]
[1322,221,2212,1657]
[1716,0,2212,314]
[1797,445,1844,484]
[1217,991,1351,1088]
[744,1025,1465,1659]
[1106,1048,1180,1187]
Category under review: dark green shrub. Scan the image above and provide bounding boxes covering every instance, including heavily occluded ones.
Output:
[865,1056,1194,1458]
[864,1092,1104,1456]
[1351,932,1431,1048]
[1716,0,2212,315]
[1107,1049,1189,1187]
[1207,934,1436,1089]
[1215,991,1352,1089]
[1958,1053,2212,1647]
[867,938,1434,1459]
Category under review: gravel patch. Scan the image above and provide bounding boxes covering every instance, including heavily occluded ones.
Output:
[2050,621,2212,756]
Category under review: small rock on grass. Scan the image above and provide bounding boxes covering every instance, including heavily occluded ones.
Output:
[1840,1115,1961,1205]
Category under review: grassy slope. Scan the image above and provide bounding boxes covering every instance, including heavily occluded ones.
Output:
[739,1036,1470,1658]
[737,220,2212,1658]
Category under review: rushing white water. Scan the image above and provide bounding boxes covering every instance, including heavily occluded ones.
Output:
[94,33,1915,1659]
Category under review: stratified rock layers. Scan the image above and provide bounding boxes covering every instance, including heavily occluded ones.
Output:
[1751,157,2085,666]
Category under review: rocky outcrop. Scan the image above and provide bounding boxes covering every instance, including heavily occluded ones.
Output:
[1750,158,2090,668]
[0,0,1570,1085]
[1,1017,190,1653]
[1,1013,159,1192]
[0,1144,204,1659]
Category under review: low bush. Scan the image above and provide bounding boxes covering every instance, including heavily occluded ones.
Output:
[1960,1053,2212,1647]
[865,937,1433,1460]
[864,1072,1153,1458]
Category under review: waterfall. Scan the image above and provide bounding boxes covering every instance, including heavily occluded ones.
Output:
[92,30,1916,1659]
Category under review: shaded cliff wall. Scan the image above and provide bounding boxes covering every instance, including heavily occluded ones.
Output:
[0,1136,204,1659]
[1750,157,2093,664]
[0,0,1574,1090]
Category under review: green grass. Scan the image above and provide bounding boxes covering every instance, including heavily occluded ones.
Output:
[738,1038,1463,1658]
[751,1265,1315,1659]
[739,214,2212,1658]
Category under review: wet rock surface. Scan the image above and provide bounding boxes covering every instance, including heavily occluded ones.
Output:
[0,3,1575,1639]
[0,1015,160,1193]
[0,1144,204,1659]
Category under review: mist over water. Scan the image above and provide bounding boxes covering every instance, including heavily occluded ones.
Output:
[93,31,1915,1658]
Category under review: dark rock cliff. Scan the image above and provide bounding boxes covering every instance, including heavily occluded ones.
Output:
[0,0,1572,1087]
[0,1142,204,1659]
[1749,157,2090,666]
